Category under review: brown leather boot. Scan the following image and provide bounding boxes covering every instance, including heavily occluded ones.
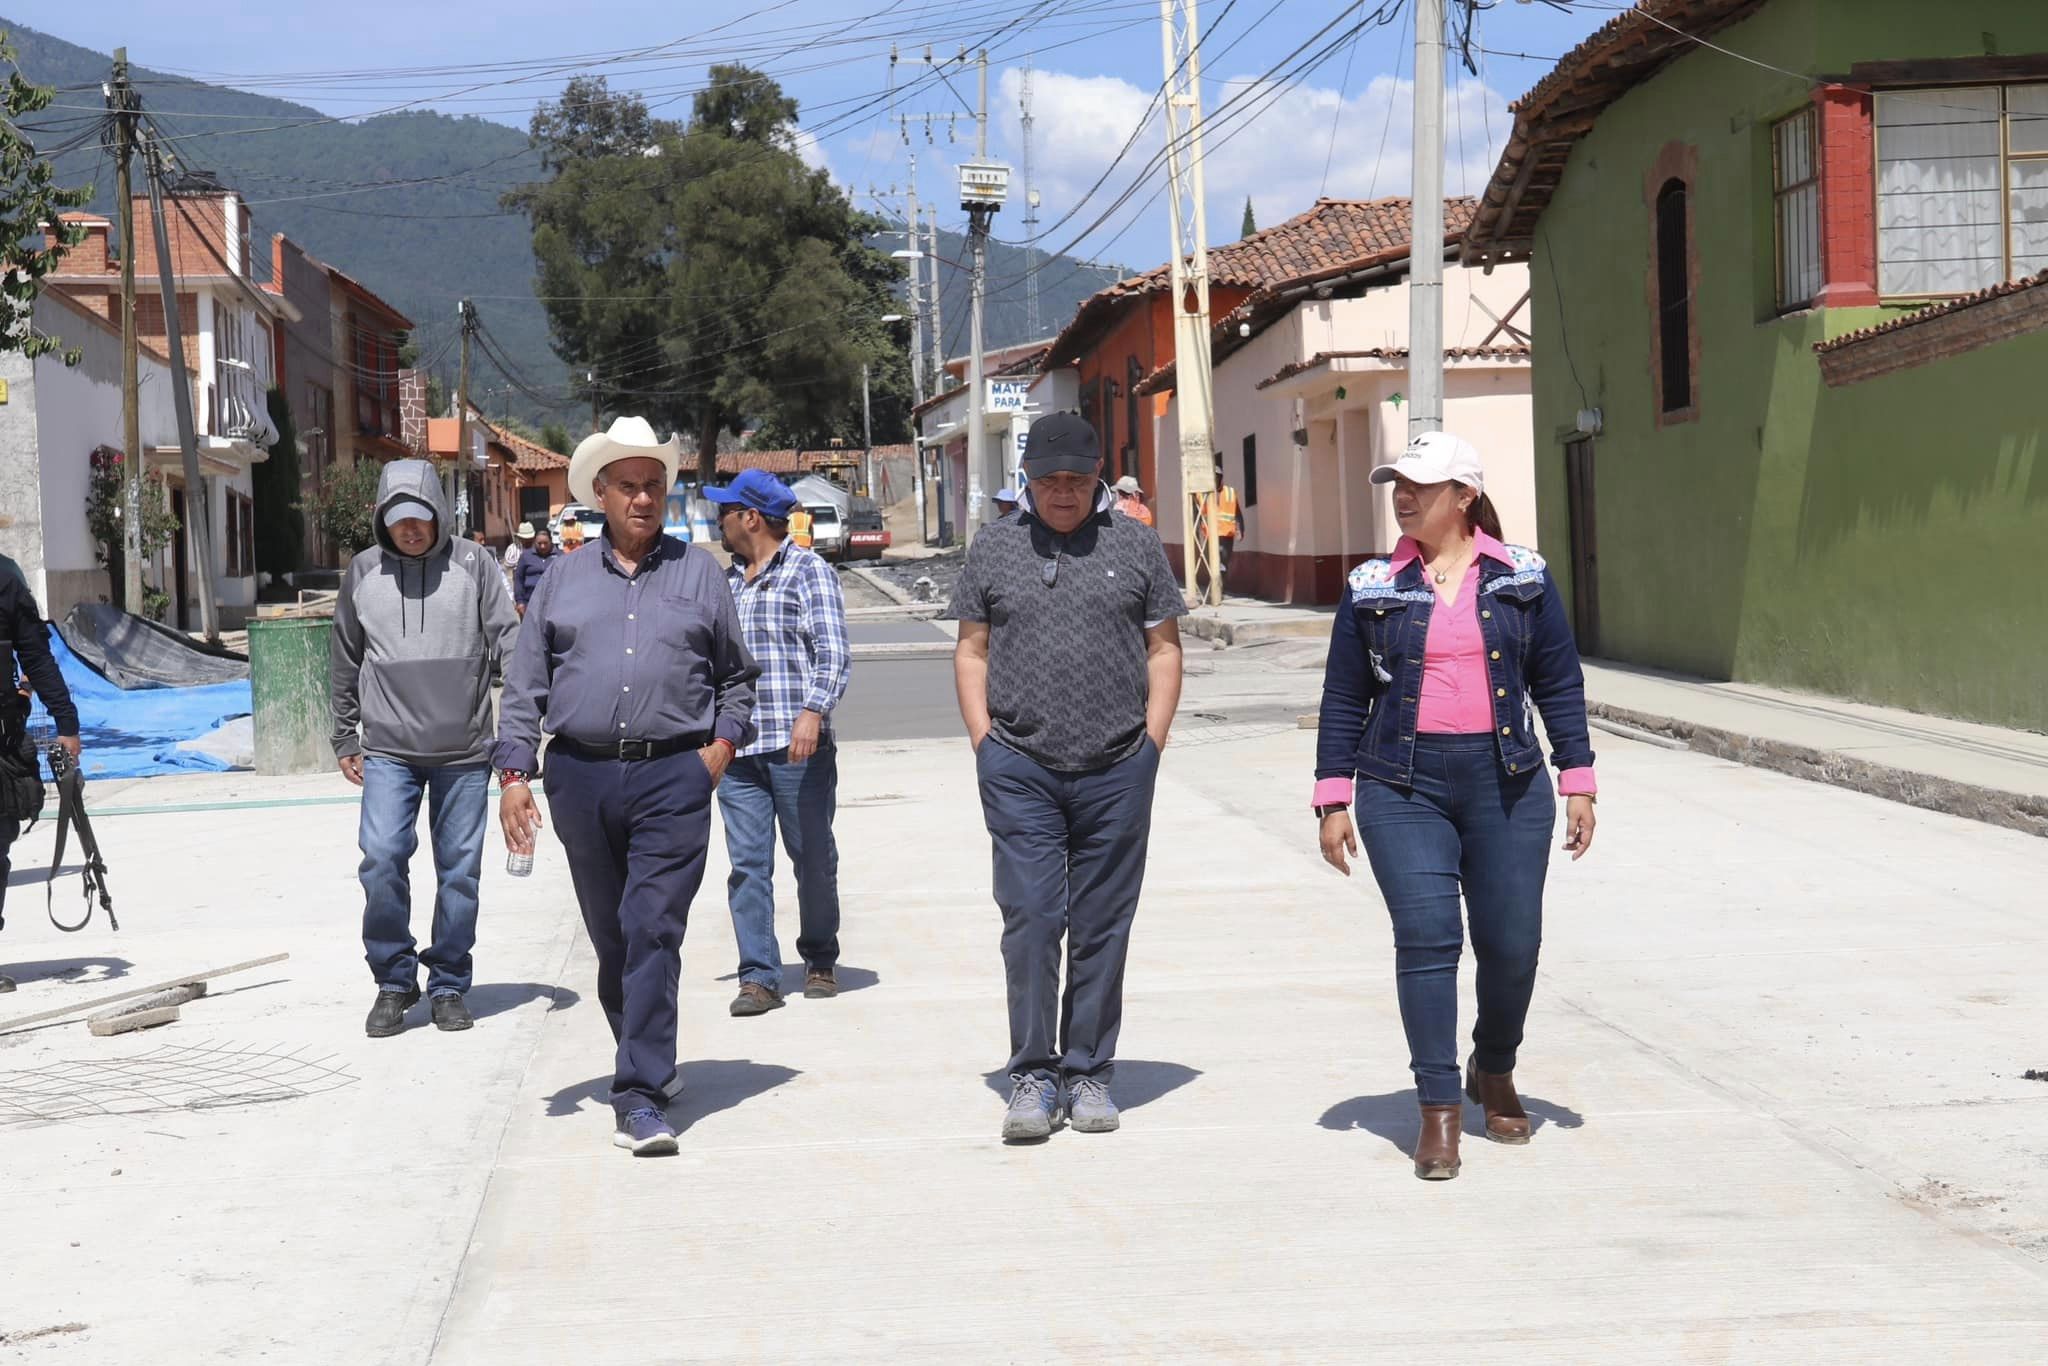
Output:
[1465,1058,1532,1145]
[1412,1104,1462,1180]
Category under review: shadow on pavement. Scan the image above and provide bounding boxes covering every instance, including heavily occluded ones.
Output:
[712,964,881,995]
[1319,1089,1586,1151]
[544,1058,801,1122]
[7,864,85,887]
[468,982,581,1022]
[0,955,133,986]
[981,1060,1203,1111]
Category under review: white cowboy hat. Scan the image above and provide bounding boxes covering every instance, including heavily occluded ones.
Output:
[568,416,681,508]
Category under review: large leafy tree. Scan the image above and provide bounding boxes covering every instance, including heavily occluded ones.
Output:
[1,31,92,361]
[509,68,904,481]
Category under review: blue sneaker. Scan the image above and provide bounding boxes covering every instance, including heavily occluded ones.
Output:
[613,1107,679,1156]
[1001,1073,1058,1141]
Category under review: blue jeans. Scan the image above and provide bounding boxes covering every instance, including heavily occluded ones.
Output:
[1353,734,1555,1106]
[358,757,489,998]
[718,739,841,986]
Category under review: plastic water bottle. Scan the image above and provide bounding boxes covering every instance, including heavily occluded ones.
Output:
[506,849,534,878]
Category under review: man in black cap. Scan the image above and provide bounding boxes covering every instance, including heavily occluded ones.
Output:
[944,411,1186,1142]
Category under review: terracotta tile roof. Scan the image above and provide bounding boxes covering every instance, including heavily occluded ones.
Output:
[993,345,1050,378]
[488,422,569,472]
[1814,270,2048,386]
[1048,197,1477,366]
[1813,271,2048,353]
[1255,346,1532,390]
[1463,0,1768,264]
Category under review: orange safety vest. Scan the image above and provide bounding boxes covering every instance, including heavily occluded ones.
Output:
[789,506,814,549]
[1205,485,1240,540]
[1118,495,1154,527]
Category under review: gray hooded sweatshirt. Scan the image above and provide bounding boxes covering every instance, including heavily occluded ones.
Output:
[330,460,519,767]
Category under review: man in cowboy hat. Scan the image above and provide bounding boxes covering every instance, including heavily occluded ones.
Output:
[495,416,759,1157]
[503,521,533,581]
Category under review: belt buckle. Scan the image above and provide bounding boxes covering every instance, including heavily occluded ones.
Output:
[617,738,652,761]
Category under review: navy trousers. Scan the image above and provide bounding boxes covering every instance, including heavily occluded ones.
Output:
[1352,733,1555,1106]
[544,744,715,1118]
[975,736,1161,1083]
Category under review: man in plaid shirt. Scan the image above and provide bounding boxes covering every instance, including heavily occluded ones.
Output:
[706,470,853,1015]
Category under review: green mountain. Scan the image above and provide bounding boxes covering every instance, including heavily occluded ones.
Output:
[3,18,1126,426]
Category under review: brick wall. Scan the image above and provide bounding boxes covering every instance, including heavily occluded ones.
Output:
[1814,84,1880,309]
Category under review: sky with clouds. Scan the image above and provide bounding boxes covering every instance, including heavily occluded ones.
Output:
[49,0,1624,269]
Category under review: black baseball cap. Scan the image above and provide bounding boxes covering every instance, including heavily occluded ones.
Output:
[1022,412,1101,478]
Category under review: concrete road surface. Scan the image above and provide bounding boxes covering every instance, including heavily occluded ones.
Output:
[1,646,2043,1362]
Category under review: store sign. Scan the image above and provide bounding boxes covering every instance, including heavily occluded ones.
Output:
[988,379,1030,413]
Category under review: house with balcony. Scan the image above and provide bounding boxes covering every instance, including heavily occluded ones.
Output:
[1137,197,1534,604]
[1461,0,2048,729]
[268,234,413,566]
[43,184,296,629]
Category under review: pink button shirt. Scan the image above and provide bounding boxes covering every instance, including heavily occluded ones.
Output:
[1313,532,1596,808]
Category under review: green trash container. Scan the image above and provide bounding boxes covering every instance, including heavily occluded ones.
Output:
[248,616,334,776]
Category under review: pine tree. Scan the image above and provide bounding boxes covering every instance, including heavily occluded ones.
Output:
[1241,197,1257,238]
[0,30,93,362]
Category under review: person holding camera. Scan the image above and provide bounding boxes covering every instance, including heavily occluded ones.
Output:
[0,565,81,992]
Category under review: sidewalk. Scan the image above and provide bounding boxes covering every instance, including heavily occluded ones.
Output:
[3,717,2046,1359]
[1182,597,2047,837]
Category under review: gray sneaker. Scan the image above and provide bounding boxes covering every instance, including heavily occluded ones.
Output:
[1066,1075,1120,1133]
[1001,1073,1058,1141]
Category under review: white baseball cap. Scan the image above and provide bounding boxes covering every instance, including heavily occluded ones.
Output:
[1368,430,1485,493]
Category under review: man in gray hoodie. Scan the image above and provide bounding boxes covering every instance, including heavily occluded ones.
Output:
[332,460,520,1037]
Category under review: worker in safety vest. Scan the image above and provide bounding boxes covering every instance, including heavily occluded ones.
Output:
[789,503,814,550]
[1200,459,1241,597]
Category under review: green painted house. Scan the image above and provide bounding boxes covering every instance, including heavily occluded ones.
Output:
[1464,0,2048,730]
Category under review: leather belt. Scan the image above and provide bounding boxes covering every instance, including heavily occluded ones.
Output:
[550,734,708,762]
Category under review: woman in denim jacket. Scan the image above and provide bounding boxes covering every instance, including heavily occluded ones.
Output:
[1312,432,1598,1181]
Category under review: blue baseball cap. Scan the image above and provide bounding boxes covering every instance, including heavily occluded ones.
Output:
[704,468,798,519]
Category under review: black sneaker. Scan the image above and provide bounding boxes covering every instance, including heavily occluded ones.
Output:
[430,994,474,1032]
[366,987,421,1037]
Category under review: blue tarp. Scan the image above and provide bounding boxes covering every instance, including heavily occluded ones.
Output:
[25,632,253,781]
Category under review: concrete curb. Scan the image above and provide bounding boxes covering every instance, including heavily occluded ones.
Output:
[849,565,925,609]
[1181,613,1331,647]
[1588,701,2048,840]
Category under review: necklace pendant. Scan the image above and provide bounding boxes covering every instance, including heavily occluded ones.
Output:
[1433,569,1448,584]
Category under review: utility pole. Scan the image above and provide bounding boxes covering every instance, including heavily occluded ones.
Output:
[861,362,874,497]
[1020,61,1043,339]
[1161,0,1219,605]
[141,132,220,642]
[108,51,143,616]
[586,368,601,431]
[1409,0,1446,437]
[455,299,475,534]
[960,48,1008,537]
[901,161,928,539]
[925,206,947,544]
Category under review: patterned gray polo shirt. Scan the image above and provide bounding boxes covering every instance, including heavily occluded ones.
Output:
[944,491,1187,772]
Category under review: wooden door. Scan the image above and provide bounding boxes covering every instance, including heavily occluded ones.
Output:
[1563,438,1600,655]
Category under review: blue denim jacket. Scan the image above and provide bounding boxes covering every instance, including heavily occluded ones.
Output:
[1315,542,1594,790]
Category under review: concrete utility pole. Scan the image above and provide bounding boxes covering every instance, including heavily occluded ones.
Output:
[108,50,143,617]
[1161,0,1219,604]
[455,299,475,535]
[901,160,928,539]
[925,206,947,543]
[1409,0,1446,437]
[141,133,219,642]
[861,361,874,497]
[1020,61,1042,339]
[959,48,1012,538]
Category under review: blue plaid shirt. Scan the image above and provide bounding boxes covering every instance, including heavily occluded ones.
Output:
[725,538,851,757]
